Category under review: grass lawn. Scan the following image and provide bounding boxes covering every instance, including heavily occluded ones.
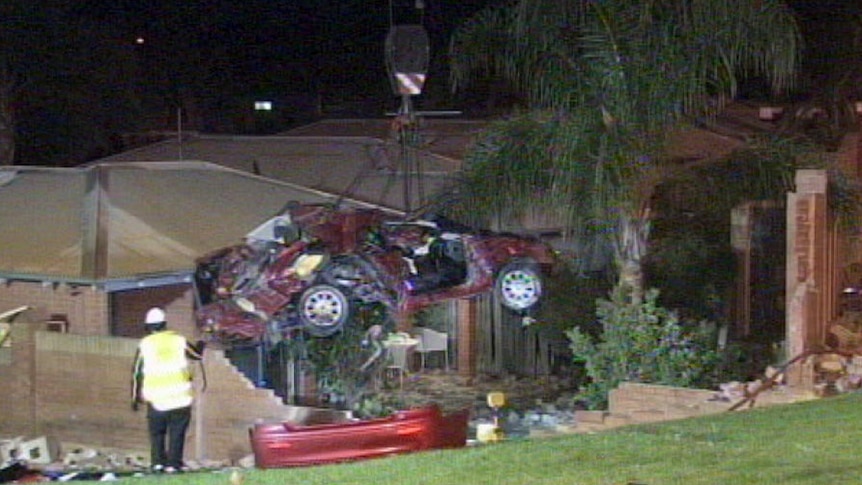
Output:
[113,392,862,484]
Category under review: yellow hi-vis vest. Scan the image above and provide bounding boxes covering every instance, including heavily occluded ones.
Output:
[139,331,193,411]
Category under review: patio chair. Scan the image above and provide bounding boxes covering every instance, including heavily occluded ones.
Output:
[413,327,448,371]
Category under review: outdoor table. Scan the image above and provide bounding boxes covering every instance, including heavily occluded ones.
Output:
[383,334,418,389]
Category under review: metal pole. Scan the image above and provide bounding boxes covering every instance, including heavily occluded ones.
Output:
[399,95,412,215]
[193,356,206,462]
[177,107,184,160]
[257,341,265,387]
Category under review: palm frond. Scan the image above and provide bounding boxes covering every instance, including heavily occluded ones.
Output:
[445,0,803,281]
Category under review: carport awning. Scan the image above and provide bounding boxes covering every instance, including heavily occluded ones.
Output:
[0,163,384,285]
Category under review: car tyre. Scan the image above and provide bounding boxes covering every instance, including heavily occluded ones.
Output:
[298,284,351,337]
[495,261,543,311]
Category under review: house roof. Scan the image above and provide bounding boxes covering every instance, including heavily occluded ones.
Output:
[11,111,770,287]
[0,118,485,288]
[667,103,787,162]
[98,129,474,213]
[100,110,777,214]
[281,118,489,160]
[0,162,380,289]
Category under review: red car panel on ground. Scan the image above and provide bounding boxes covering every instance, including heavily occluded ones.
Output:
[249,404,470,468]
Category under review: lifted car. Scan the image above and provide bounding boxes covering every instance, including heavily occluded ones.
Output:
[195,204,555,341]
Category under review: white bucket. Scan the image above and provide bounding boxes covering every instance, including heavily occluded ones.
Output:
[476,423,502,443]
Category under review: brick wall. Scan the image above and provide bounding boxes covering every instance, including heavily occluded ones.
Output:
[0,323,329,464]
[111,285,196,338]
[0,281,198,339]
[0,281,109,335]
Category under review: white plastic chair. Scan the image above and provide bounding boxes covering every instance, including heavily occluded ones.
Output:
[414,327,449,371]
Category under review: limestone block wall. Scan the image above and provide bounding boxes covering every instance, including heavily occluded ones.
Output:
[33,330,144,451]
[600,382,806,428]
[0,323,38,438]
[192,351,309,462]
[607,383,730,423]
[0,323,311,463]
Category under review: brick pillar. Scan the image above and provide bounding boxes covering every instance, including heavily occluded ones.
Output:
[456,298,477,377]
[786,170,829,385]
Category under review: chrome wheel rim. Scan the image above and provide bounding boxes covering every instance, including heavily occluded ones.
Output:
[500,269,540,310]
[303,288,345,328]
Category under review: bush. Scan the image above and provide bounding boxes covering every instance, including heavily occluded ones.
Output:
[286,302,394,413]
[567,286,722,409]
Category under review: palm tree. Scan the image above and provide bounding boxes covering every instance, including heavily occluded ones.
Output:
[445,0,801,303]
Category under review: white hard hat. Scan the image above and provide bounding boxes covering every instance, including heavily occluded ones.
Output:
[145,307,166,325]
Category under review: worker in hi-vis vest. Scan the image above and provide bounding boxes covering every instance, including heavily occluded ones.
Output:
[131,307,205,473]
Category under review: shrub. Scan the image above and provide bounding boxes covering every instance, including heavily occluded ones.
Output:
[285,302,394,413]
[567,286,722,409]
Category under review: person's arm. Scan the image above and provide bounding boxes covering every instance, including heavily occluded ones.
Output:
[131,348,143,411]
[185,339,206,361]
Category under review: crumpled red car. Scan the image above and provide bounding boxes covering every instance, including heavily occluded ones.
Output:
[194,203,555,341]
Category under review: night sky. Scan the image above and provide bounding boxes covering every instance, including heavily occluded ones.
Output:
[1,0,860,166]
[78,0,493,102]
[76,0,861,102]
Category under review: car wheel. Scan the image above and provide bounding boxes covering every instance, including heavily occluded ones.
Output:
[298,284,351,337]
[495,261,543,311]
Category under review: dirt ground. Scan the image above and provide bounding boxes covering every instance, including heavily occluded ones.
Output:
[378,369,579,416]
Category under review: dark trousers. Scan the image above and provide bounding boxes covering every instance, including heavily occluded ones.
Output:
[147,405,192,469]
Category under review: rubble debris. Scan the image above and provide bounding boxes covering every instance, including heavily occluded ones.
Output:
[0,462,29,484]
[61,447,98,467]
[20,436,60,466]
[0,306,31,349]
[0,306,30,323]
[828,316,862,349]
[0,323,9,348]
[721,348,862,411]
[1,436,60,469]
[710,381,745,402]
[0,436,237,482]
[835,373,862,393]
[0,437,22,468]
[237,455,255,469]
